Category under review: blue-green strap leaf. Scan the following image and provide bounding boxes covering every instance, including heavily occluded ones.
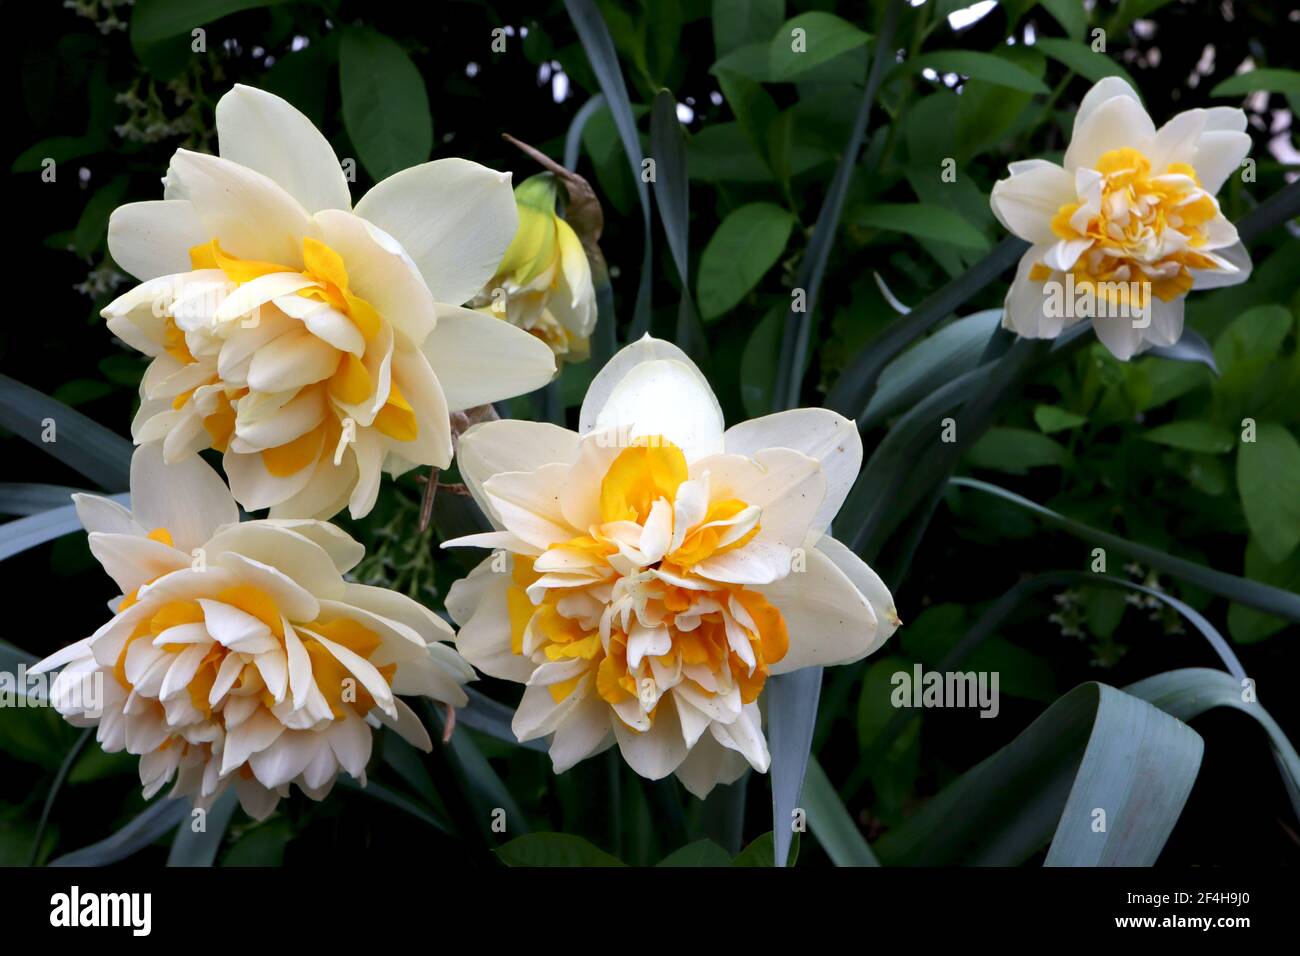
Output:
[0,374,131,490]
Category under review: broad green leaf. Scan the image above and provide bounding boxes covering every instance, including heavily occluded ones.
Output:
[697,203,795,319]
[339,28,431,182]
[1033,404,1088,433]
[768,12,870,82]
[1039,0,1087,40]
[852,203,989,252]
[497,833,625,866]
[731,830,799,866]
[904,51,1050,95]
[712,0,785,59]
[131,0,292,46]
[656,839,731,866]
[1211,67,1300,98]
[873,682,1201,865]
[968,426,1068,474]
[1213,304,1292,375]
[221,817,293,866]
[1236,423,1300,563]
[1143,421,1235,454]
[1033,37,1135,86]
[1229,539,1300,644]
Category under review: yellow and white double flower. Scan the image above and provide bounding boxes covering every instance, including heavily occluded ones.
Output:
[32,445,474,820]
[444,337,900,797]
[103,84,556,519]
[990,77,1252,360]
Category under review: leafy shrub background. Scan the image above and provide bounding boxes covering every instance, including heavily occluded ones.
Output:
[1,0,1298,866]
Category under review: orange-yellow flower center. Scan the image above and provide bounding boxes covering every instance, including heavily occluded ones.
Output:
[507,438,788,727]
[1029,147,1225,309]
[170,238,418,477]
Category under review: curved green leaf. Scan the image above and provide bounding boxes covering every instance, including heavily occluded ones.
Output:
[0,374,131,490]
[874,682,1201,865]
[49,799,187,866]
[950,477,1300,621]
[804,756,879,866]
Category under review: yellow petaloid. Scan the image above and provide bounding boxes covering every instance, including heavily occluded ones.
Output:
[31,446,474,821]
[990,77,1252,360]
[443,337,900,797]
[468,174,597,363]
[102,84,556,520]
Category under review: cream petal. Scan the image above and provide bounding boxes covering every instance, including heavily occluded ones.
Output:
[1193,130,1252,195]
[384,340,453,469]
[224,446,320,512]
[233,385,326,451]
[421,304,556,410]
[1146,296,1186,348]
[247,326,341,392]
[73,493,142,537]
[722,409,859,536]
[107,200,208,281]
[674,733,749,799]
[593,358,725,463]
[1070,76,1143,141]
[206,521,345,599]
[814,534,900,651]
[1064,93,1156,172]
[1190,240,1251,290]
[214,272,319,324]
[989,160,1074,244]
[709,702,770,772]
[355,158,518,306]
[313,208,437,345]
[129,443,239,552]
[692,449,825,548]
[612,691,689,780]
[262,520,365,574]
[457,418,579,530]
[274,297,365,357]
[215,84,351,214]
[167,149,314,266]
[1001,245,1072,340]
[760,544,881,675]
[579,335,718,438]
[85,532,187,595]
[447,557,536,682]
[482,463,576,551]
[1146,108,1207,172]
[1092,313,1146,361]
[548,695,613,773]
